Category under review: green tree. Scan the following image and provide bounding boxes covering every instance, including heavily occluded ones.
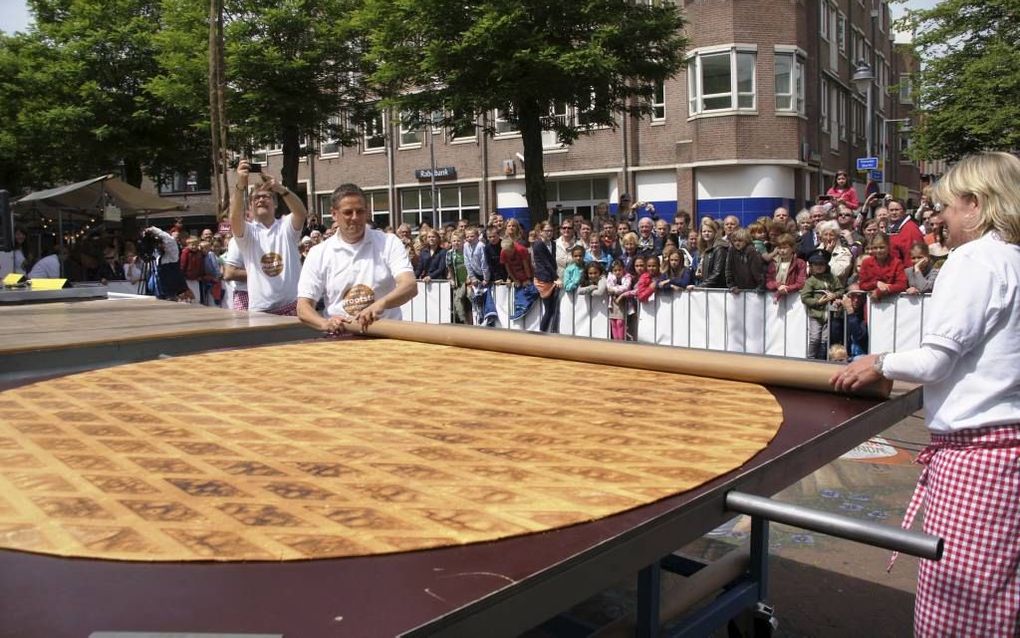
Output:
[0,0,206,194]
[225,0,370,193]
[152,0,371,197]
[897,0,1020,161]
[358,0,687,226]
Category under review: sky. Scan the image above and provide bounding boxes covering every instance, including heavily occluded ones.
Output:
[1,0,942,35]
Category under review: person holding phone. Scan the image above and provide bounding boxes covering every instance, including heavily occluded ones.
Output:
[226,160,307,315]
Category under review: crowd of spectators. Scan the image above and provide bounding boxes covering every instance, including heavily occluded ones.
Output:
[11,178,945,361]
[393,183,946,360]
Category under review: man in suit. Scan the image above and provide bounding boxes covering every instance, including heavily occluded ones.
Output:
[532,221,559,333]
[797,204,828,259]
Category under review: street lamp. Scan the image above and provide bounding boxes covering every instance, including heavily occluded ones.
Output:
[852,61,875,159]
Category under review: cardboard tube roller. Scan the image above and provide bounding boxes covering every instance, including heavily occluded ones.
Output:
[362,320,892,399]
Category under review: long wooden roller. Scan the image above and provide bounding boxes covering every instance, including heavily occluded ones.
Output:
[362,320,893,399]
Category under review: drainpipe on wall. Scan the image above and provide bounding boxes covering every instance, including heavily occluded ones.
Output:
[480,113,489,223]
[387,109,397,229]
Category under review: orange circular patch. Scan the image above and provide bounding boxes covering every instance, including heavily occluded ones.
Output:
[0,340,783,562]
[342,284,376,315]
[259,252,283,277]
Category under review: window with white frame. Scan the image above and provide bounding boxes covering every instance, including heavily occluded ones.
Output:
[837,12,847,54]
[399,111,423,148]
[652,81,665,120]
[365,189,391,228]
[494,108,518,136]
[820,1,832,40]
[449,109,477,141]
[542,101,572,149]
[320,114,342,157]
[688,47,756,115]
[898,74,913,104]
[820,77,830,132]
[853,31,868,69]
[363,108,385,152]
[774,51,805,114]
[400,184,480,229]
[882,59,891,96]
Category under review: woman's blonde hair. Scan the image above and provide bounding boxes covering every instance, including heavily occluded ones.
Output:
[931,151,1020,244]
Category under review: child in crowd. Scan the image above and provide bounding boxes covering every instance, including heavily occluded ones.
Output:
[562,245,586,293]
[904,241,939,294]
[694,218,728,288]
[447,232,471,323]
[499,237,533,286]
[606,259,633,340]
[765,233,807,302]
[725,228,765,293]
[748,222,768,255]
[857,232,907,301]
[632,255,646,280]
[577,262,607,297]
[661,248,693,290]
[801,248,845,360]
[634,255,660,302]
[827,343,849,363]
[620,232,639,275]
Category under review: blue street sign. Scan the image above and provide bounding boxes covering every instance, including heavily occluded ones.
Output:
[869,169,884,182]
[856,157,879,170]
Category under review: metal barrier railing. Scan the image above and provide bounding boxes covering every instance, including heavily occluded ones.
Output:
[398,281,933,358]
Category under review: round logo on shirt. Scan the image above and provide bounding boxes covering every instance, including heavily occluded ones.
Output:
[341,284,376,315]
[260,252,283,277]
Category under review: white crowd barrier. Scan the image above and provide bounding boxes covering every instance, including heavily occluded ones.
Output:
[398,281,933,358]
[868,293,933,354]
[108,276,927,358]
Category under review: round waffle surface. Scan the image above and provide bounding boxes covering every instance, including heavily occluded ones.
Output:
[0,340,783,562]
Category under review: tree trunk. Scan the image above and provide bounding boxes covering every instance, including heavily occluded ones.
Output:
[208,0,229,217]
[516,97,548,230]
[123,159,143,188]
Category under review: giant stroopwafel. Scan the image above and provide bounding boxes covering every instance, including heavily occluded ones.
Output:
[0,339,783,561]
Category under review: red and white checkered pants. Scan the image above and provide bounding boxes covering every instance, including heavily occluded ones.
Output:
[263,299,298,317]
[231,290,249,311]
[899,425,1020,637]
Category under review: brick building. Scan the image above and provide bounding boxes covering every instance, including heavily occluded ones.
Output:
[159,0,922,230]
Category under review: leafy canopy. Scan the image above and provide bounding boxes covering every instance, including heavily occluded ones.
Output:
[358,0,687,224]
[896,0,1020,160]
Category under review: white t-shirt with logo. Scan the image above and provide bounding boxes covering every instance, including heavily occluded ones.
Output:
[222,237,247,293]
[234,215,301,312]
[297,228,413,319]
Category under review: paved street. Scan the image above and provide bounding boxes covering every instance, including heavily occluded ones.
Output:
[528,411,929,637]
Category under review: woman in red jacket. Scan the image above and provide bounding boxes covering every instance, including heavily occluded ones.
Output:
[857,232,907,300]
[827,170,861,211]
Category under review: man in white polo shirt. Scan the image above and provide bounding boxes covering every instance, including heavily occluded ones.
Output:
[297,183,417,334]
[227,161,307,315]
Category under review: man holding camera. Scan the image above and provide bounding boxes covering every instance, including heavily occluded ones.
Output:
[226,160,307,315]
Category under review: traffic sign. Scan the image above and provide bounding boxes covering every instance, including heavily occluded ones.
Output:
[869,169,884,182]
[856,157,879,170]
